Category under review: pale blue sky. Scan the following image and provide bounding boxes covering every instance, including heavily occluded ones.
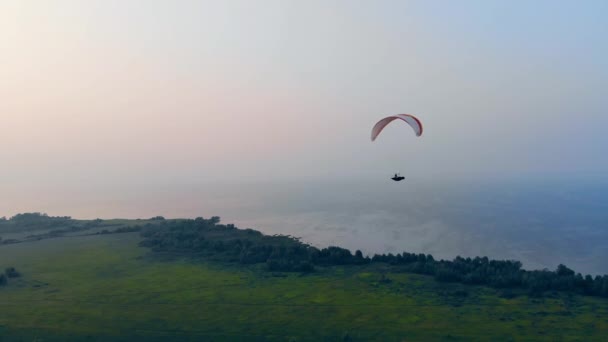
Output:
[1,0,607,187]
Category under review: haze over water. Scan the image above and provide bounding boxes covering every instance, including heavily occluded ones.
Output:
[3,179,607,276]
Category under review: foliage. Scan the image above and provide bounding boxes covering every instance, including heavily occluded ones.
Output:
[139,217,319,272]
[0,213,74,232]
[5,267,20,278]
[139,217,608,298]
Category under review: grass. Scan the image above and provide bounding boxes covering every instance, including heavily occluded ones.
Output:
[0,233,606,341]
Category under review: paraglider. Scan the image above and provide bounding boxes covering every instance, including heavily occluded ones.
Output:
[391,173,405,182]
[371,114,423,181]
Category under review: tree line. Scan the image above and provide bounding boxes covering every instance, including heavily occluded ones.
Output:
[139,216,608,298]
[0,213,73,233]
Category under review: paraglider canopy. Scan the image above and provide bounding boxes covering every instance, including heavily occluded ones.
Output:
[371,114,423,141]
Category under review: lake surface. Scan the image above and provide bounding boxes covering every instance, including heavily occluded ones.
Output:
[2,179,607,275]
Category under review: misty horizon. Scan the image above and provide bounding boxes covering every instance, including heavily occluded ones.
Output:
[3,179,607,276]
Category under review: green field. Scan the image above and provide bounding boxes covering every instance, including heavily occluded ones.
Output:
[0,232,606,341]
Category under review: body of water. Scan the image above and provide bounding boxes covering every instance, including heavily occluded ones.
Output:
[2,179,607,275]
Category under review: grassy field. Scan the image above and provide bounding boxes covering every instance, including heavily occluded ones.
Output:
[0,233,606,341]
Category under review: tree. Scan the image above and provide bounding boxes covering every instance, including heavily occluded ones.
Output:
[557,264,575,277]
[5,267,19,278]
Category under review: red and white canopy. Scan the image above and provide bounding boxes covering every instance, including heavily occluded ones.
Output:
[371,114,423,141]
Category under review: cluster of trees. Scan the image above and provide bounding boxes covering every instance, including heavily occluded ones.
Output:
[139,217,608,298]
[0,213,73,232]
[370,253,608,297]
[98,225,142,235]
[0,267,20,286]
[6,213,71,222]
[138,217,372,272]
[139,217,318,272]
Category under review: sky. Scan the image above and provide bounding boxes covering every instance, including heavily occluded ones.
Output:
[1,0,607,189]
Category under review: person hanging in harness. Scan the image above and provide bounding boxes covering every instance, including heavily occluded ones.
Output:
[391,173,405,181]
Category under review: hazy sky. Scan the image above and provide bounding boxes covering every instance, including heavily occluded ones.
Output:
[2,0,607,187]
